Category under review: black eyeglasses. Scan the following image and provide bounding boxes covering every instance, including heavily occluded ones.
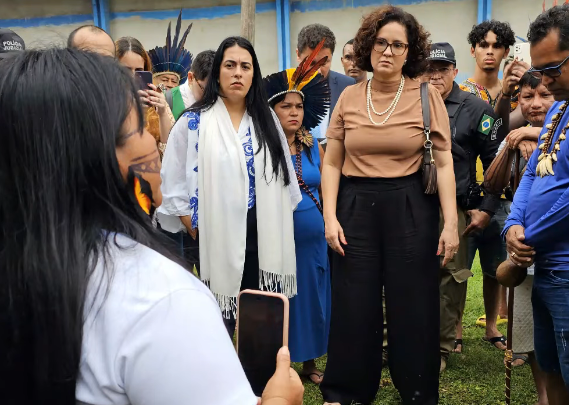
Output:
[528,54,569,79]
[196,80,205,91]
[373,39,408,56]
[425,67,454,76]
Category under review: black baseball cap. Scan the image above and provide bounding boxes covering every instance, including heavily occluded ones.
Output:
[428,42,456,65]
[0,28,25,59]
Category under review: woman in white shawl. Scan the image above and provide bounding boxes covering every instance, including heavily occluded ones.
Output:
[160,36,301,333]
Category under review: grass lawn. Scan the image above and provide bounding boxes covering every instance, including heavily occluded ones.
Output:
[293,257,538,404]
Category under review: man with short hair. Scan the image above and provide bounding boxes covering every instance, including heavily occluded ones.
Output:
[460,20,517,347]
[0,28,24,60]
[296,24,355,143]
[461,20,516,107]
[340,39,366,84]
[505,5,569,402]
[67,25,115,57]
[165,49,215,120]
[425,42,504,372]
[500,73,552,162]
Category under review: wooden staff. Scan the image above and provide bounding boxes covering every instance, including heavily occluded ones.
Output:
[505,149,522,405]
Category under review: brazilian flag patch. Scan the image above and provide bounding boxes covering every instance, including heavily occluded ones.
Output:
[478,114,494,135]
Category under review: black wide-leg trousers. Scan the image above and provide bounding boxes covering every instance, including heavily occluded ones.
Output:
[320,173,440,405]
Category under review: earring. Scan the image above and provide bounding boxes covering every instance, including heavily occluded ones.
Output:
[404,60,407,65]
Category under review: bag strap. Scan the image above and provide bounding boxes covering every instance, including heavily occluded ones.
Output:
[448,90,469,131]
[420,82,431,139]
[165,89,174,112]
[420,82,435,166]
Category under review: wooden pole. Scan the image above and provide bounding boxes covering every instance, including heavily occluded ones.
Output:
[505,149,522,405]
[241,0,256,45]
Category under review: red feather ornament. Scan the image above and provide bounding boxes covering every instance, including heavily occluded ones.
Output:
[291,39,328,89]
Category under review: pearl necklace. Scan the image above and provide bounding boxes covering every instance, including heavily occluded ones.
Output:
[366,76,405,125]
[536,101,569,177]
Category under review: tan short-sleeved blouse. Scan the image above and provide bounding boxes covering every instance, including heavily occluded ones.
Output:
[326,78,451,178]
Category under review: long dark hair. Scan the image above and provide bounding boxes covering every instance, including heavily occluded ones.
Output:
[115,36,152,71]
[0,48,186,404]
[189,36,290,185]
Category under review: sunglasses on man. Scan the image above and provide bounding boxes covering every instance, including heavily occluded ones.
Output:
[528,54,569,79]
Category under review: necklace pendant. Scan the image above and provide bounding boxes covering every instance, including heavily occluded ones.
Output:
[537,155,555,177]
[537,159,546,177]
[545,155,555,176]
[535,100,569,177]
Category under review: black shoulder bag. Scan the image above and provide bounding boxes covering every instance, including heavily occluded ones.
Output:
[420,82,438,194]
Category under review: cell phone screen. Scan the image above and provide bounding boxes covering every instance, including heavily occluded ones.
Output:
[134,71,153,91]
[237,292,285,396]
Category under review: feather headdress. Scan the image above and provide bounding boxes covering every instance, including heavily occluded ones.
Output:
[148,10,193,81]
[544,0,569,10]
[264,39,331,131]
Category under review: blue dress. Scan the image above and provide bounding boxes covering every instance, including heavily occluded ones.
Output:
[288,141,331,363]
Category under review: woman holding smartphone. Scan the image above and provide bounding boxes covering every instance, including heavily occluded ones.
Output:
[0,47,303,405]
[115,36,175,158]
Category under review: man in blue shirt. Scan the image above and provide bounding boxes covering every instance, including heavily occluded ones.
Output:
[503,5,569,402]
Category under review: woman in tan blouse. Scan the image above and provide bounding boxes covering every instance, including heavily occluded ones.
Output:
[320,6,458,405]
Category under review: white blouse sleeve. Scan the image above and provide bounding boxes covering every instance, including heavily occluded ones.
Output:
[159,114,197,217]
[119,289,257,405]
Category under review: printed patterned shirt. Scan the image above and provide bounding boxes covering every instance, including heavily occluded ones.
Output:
[459,78,519,110]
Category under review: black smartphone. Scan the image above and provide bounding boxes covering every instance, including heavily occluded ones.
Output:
[134,71,153,91]
[236,290,289,396]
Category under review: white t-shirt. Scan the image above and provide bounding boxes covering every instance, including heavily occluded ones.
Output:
[76,234,257,405]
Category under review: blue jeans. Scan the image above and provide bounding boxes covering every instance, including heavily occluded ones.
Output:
[160,229,201,276]
[533,268,569,387]
[161,229,184,256]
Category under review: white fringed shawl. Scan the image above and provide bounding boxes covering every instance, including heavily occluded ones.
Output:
[197,99,300,317]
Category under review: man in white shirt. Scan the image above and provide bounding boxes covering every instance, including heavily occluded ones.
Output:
[158,50,216,272]
[164,50,215,121]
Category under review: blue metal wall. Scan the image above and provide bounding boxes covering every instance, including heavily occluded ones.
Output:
[92,0,110,32]
[2,0,490,70]
[477,0,492,24]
